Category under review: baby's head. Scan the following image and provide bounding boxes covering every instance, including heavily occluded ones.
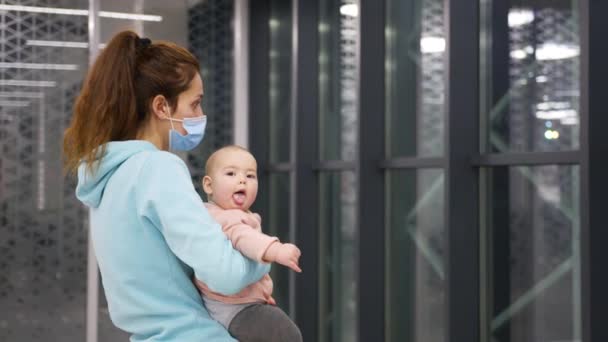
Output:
[202,145,258,210]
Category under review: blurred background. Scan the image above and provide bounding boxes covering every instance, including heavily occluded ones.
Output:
[0,0,604,341]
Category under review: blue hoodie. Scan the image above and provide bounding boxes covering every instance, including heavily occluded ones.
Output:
[76,140,270,341]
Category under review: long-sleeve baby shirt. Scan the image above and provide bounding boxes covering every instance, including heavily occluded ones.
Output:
[194,202,278,305]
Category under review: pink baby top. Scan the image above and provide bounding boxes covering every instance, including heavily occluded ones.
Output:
[194,202,278,305]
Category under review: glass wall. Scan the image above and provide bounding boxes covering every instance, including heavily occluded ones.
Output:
[384,0,446,341]
[385,0,445,158]
[248,0,591,341]
[483,165,580,342]
[268,0,292,164]
[259,0,294,313]
[318,1,358,341]
[386,169,445,342]
[319,0,358,162]
[480,0,580,153]
[319,171,357,342]
[480,1,582,342]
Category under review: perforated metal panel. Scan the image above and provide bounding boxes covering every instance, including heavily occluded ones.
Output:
[0,1,89,341]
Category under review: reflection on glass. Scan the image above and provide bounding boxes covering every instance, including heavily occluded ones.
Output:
[267,173,291,313]
[386,169,445,342]
[319,0,358,162]
[319,171,358,342]
[385,0,445,158]
[481,1,580,152]
[484,165,580,342]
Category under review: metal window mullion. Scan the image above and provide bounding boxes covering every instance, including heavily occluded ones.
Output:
[291,0,320,340]
[234,0,250,148]
[444,0,480,342]
[579,1,608,342]
[380,157,444,169]
[472,151,580,166]
[86,1,100,342]
[357,0,386,341]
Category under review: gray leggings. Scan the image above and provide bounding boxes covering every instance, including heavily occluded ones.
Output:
[228,304,303,342]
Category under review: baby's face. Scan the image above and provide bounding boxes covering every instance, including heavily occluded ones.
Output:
[206,149,258,210]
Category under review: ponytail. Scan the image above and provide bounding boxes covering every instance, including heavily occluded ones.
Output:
[63,30,200,174]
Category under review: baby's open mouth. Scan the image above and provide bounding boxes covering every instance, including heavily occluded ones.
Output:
[232,190,246,205]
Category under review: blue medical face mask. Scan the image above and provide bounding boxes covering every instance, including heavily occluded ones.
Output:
[164,112,207,151]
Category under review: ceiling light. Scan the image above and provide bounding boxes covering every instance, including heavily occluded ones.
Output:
[27,40,88,48]
[510,49,528,59]
[508,9,534,27]
[340,4,358,17]
[0,100,30,107]
[535,43,579,60]
[536,101,571,111]
[0,62,79,70]
[26,40,106,49]
[0,80,57,87]
[535,109,577,120]
[420,36,445,53]
[0,91,44,98]
[0,4,162,22]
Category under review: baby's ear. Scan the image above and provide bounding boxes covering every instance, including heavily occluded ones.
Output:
[202,175,213,195]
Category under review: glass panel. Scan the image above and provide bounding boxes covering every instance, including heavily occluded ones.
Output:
[480,1,580,153]
[0,1,89,341]
[385,169,445,342]
[483,165,580,342]
[267,172,291,313]
[385,0,446,158]
[269,0,292,164]
[319,0,359,162]
[319,171,358,342]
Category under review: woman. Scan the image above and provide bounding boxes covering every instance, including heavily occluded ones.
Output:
[63,31,270,341]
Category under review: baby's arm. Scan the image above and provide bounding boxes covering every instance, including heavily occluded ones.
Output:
[210,207,301,272]
[263,241,302,273]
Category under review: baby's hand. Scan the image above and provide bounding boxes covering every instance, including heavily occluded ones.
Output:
[272,243,302,273]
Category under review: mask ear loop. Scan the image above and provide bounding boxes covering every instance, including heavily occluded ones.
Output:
[164,104,179,130]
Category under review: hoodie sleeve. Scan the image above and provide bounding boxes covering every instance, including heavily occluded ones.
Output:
[135,152,270,295]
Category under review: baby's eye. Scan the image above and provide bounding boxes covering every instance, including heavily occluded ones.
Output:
[226,171,235,176]
[247,174,257,179]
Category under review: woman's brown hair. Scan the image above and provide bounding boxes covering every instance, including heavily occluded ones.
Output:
[63,30,200,174]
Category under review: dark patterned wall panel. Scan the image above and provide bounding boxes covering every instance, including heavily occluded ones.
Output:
[0,1,89,341]
[187,0,234,197]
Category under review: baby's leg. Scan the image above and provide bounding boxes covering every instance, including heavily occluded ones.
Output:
[228,304,303,342]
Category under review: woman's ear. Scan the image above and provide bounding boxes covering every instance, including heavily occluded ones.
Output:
[151,94,170,120]
[202,175,213,196]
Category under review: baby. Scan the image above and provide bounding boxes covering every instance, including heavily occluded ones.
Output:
[194,145,303,341]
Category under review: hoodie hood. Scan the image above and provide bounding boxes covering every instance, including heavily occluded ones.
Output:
[76,140,158,208]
